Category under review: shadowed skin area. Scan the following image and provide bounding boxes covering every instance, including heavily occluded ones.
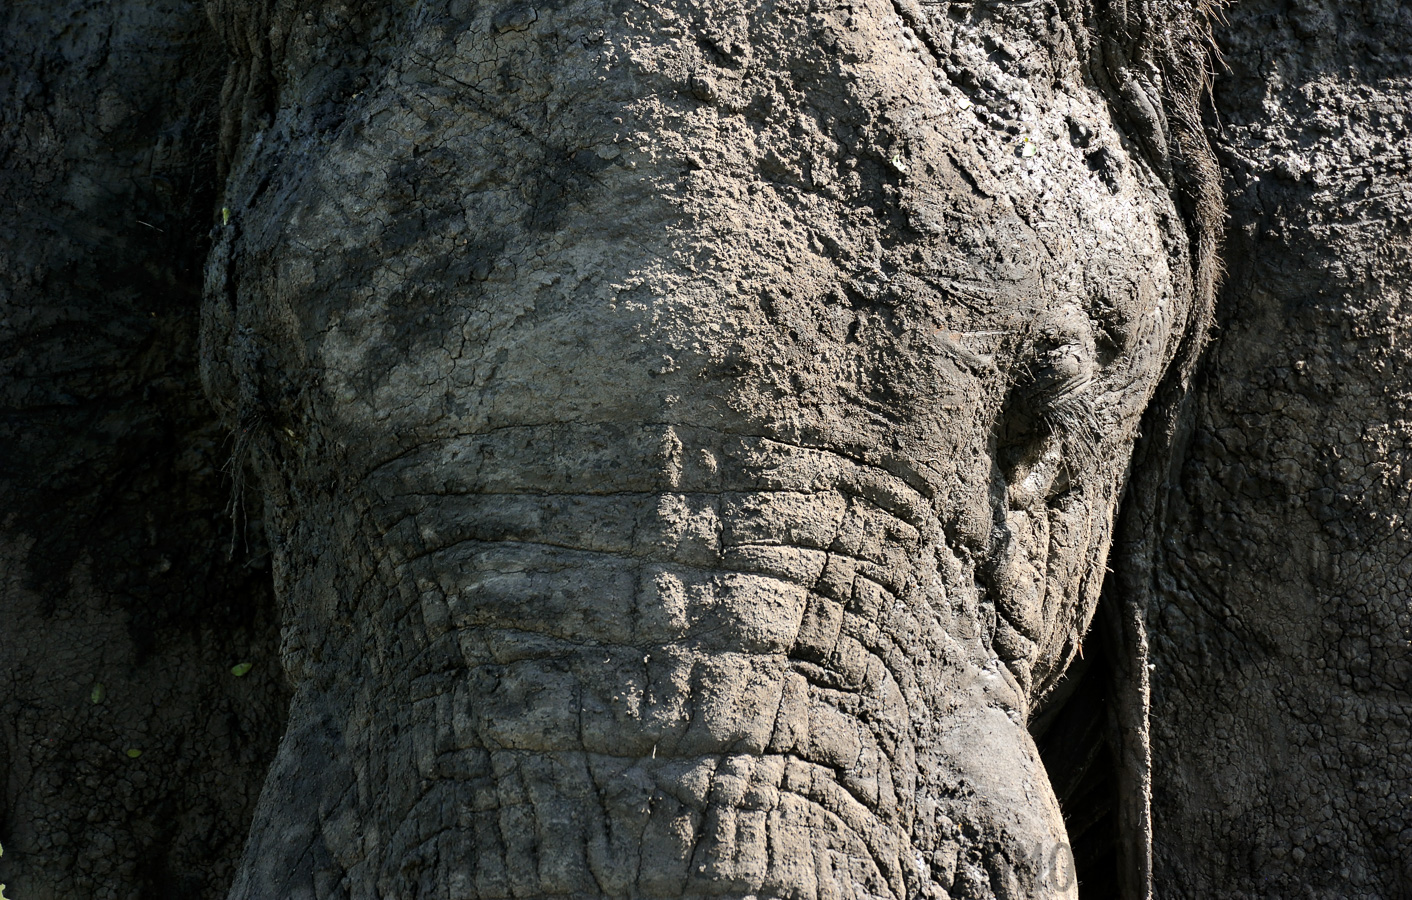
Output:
[0,1,289,896]
[203,1,1198,897]
[1142,1,1412,895]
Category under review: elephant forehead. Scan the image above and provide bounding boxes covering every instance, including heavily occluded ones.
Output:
[227,0,1182,461]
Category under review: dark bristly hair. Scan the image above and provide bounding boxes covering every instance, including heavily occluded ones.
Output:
[1073,0,1227,381]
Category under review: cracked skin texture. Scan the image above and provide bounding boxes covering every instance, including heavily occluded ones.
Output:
[1144,1,1412,896]
[199,0,1213,897]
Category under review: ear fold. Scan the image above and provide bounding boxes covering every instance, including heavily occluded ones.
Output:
[1098,376,1202,900]
[1028,550,1154,900]
[1029,593,1124,900]
[1098,576,1154,900]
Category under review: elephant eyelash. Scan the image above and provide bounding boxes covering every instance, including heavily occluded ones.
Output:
[994,344,1106,496]
[1044,395,1104,482]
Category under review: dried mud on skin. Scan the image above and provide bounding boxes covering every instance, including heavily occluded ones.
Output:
[1144,2,1412,896]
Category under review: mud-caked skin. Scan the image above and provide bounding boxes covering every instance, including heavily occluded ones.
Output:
[199,1,1218,897]
[1143,2,1412,896]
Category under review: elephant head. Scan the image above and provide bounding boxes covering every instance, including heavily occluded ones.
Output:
[201,0,1220,897]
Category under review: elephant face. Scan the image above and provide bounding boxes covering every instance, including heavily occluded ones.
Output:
[205,0,1200,897]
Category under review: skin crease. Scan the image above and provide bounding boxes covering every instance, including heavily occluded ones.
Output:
[201,0,1202,897]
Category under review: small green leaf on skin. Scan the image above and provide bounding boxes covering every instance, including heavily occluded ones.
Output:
[126,748,142,759]
[90,683,106,704]
[231,662,253,677]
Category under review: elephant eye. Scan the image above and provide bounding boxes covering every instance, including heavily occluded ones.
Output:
[994,321,1101,491]
[1032,341,1093,406]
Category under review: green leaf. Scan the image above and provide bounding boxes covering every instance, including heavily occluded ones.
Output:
[230,662,253,677]
[1,882,8,900]
[90,683,106,704]
[126,748,142,759]
[221,207,231,226]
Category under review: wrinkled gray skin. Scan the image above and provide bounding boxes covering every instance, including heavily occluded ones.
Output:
[198,1,1203,898]
[4,1,1411,897]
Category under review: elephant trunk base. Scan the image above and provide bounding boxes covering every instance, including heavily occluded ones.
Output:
[233,701,1076,900]
[230,429,1077,900]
